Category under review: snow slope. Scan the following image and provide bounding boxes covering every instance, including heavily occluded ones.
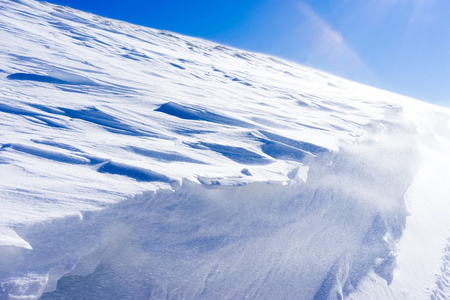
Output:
[1,0,450,299]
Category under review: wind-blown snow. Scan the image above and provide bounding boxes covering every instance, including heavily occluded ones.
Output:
[1,0,450,299]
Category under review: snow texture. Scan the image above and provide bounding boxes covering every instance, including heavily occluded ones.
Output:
[1,0,450,299]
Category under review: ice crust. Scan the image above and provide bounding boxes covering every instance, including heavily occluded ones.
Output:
[1,0,450,299]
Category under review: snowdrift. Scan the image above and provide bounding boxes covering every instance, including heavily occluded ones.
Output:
[1,0,450,299]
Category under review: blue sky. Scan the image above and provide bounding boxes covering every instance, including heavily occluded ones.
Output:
[44,0,450,106]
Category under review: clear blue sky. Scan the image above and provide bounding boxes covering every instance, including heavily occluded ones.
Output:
[43,0,450,106]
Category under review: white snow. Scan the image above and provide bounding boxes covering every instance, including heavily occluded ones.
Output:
[1,0,450,299]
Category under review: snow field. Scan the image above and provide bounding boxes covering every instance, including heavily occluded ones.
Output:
[1,0,450,299]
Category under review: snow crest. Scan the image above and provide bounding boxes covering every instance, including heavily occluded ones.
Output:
[3,114,418,299]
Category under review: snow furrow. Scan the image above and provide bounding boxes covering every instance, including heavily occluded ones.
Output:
[431,237,450,300]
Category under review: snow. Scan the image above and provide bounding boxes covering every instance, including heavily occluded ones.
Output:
[1,0,450,299]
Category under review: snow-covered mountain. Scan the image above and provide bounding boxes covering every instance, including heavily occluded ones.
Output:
[1,0,450,299]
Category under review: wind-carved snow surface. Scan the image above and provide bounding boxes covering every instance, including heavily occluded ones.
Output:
[1,1,450,299]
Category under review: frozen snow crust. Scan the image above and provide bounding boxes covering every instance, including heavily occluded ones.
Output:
[2,0,450,299]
